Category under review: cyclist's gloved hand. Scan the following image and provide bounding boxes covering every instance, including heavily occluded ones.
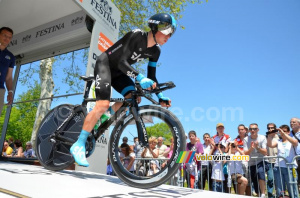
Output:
[136,74,154,89]
[157,93,171,107]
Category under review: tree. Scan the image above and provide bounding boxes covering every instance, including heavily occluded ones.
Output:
[31,59,54,149]
[112,0,207,35]
[0,81,41,148]
[18,52,86,148]
[146,123,172,145]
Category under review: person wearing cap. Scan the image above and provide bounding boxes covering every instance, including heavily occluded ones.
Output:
[70,13,177,167]
[212,123,231,193]
[212,123,231,154]
[23,141,36,158]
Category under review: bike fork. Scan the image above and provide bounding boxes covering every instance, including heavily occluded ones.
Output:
[130,101,149,147]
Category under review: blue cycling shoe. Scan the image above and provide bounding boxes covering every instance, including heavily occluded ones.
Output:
[70,142,89,167]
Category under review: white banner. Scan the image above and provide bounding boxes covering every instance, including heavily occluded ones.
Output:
[74,0,120,174]
[7,11,88,56]
[73,0,120,35]
[73,0,120,76]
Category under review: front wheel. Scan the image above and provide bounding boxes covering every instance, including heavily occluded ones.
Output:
[108,105,186,188]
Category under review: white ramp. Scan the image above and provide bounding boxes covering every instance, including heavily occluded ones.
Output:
[0,162,246,198]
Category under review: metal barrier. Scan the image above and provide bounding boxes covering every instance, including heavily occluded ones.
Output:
[111,146,300,197]
[163,155,300,198]
[248,156,299,198]
[118,156,185,187]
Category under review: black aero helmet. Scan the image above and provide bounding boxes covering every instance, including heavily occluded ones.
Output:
[148,13,177,37]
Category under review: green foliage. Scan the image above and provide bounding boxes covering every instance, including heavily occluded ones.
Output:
[146,122,172,145]
[111,0,206,36]
[0,81,41,149]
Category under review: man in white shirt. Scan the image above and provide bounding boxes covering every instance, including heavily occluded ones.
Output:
[156,137,167,158]
[289,117,300,192]
[199,133,213,190]
[243,123,268,198]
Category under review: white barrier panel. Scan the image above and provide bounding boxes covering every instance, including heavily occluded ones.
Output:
[73,0,121,76]
[0,162,244,198]
[73,0,121,174]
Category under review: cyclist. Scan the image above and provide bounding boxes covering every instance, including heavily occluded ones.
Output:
[70,13,177,167]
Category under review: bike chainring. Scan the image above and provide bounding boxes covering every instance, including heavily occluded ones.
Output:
[85,134,96,158]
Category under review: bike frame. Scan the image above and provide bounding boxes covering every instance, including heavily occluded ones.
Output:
[94,93,149,147]
[53,78,150,147]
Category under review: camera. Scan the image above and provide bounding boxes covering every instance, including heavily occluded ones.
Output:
[266,130,278,135]
[230,143,236,148]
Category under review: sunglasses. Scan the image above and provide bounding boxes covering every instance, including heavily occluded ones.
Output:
[249,128,258,131]
[267,127,275,130]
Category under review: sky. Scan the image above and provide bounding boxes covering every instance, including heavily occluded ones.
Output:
[141,0,300,139]
[12,0,300,141]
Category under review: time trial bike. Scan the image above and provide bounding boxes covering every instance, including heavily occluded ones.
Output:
[35,76,186,188]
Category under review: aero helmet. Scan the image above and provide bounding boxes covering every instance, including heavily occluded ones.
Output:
[148,13,177,37]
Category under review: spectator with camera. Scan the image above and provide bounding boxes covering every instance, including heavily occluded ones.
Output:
[210,142,227,192]
[235,124,248,151]
[227,142,248,195]
[138,137,158,176]
[213,123,231,153]
[289,117,300,191]
[119,143,136,173]
[212,123,231,193]
[267,124,298,198]
[265,123,279,198]
[243,123,268,198]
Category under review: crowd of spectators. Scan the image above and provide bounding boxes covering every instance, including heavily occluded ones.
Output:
[2,138,36,158]
[108,117,300,198]
[182,117,300,198]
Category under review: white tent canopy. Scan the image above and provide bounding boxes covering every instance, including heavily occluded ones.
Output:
[0,0,121,175]
[0,0,91,64]
[0,0,81,35]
